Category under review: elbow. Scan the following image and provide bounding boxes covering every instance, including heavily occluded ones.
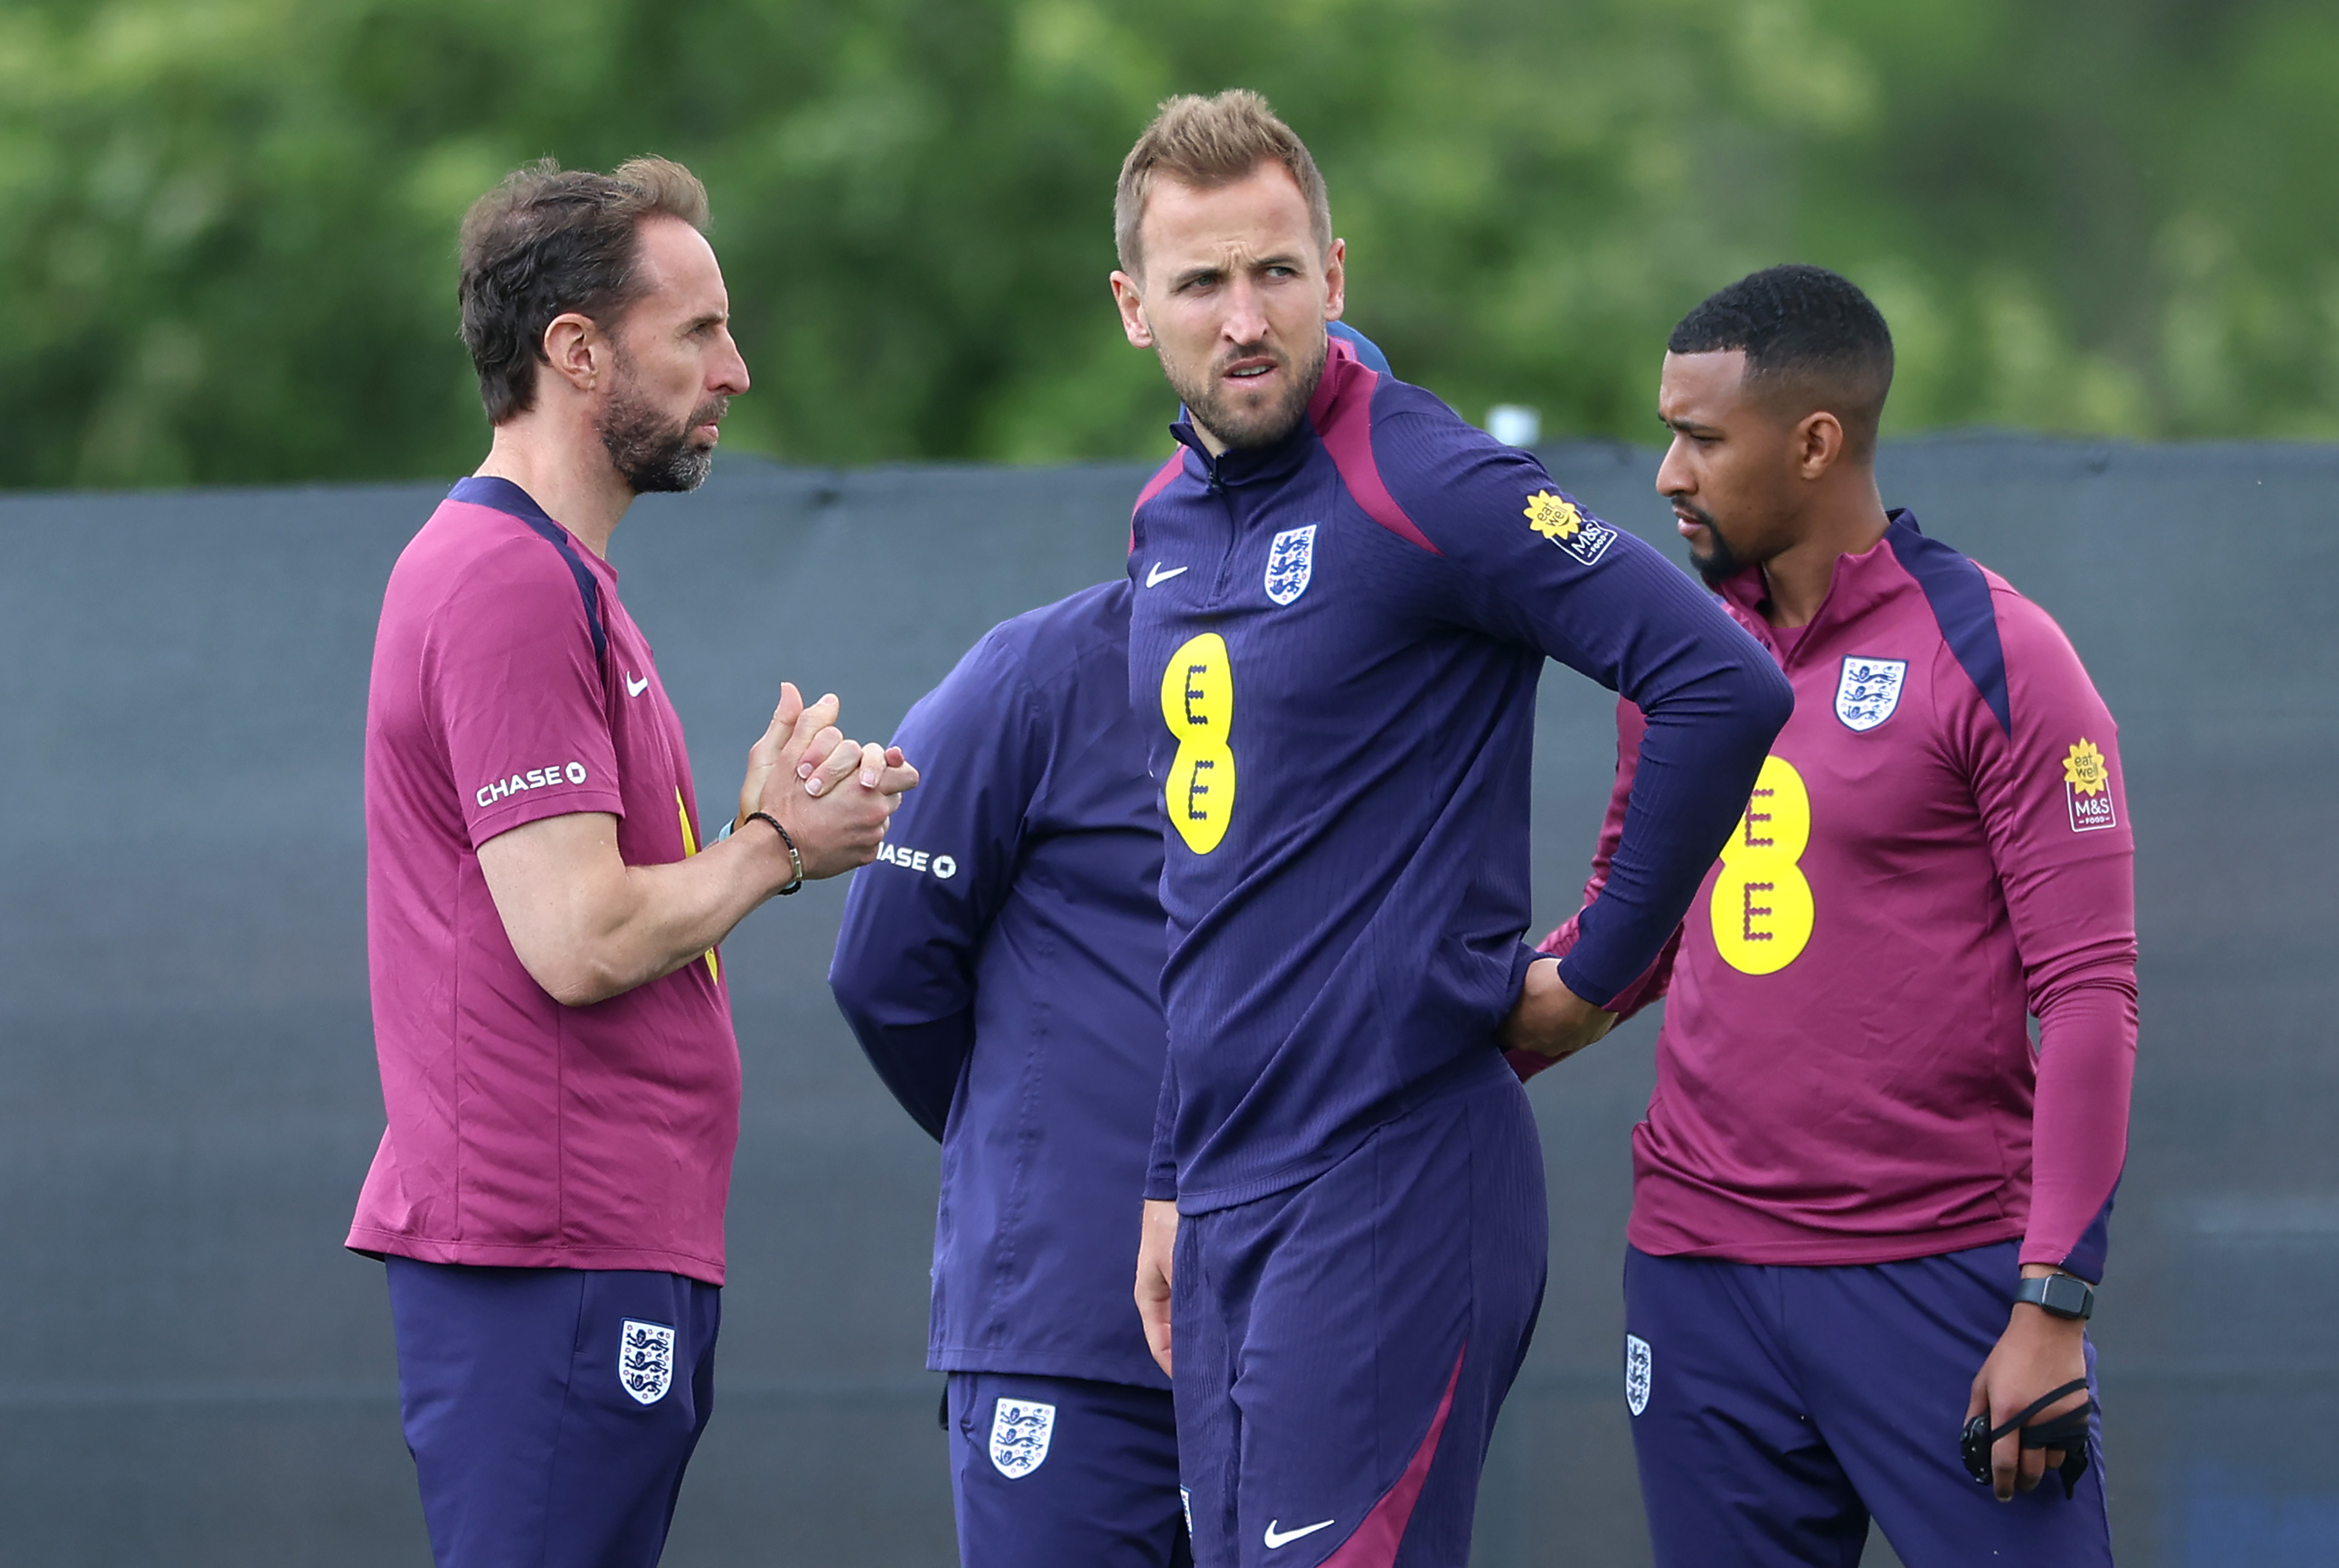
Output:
[526,952,632,1009]
[1714,652,1794,756]
[1743,654,1796,737]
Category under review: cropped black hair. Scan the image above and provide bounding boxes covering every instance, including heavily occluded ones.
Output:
[1669,264,1894,454]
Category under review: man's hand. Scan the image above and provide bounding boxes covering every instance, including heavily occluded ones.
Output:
[1135,1198,1178,1378]
[1500,956,1618,1062]
[736,682,836,833]
[1965,1266,2092,1501]
[741,684,919,881]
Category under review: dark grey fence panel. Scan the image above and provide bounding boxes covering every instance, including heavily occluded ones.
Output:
[0,440,2330,1566]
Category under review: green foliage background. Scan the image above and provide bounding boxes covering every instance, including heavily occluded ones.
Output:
[2,0,2334,487]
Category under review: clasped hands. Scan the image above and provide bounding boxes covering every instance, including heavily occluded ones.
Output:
[736,682,919,884]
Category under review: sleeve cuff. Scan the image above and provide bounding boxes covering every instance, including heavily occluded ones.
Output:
[468,786,627,848]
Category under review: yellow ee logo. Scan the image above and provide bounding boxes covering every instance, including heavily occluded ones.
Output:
[1710,755,1815,975]
[1160,633,1237,854]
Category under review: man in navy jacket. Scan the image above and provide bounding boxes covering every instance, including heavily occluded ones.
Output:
[1113,93,1790,1568]
[828,322,1391,1568]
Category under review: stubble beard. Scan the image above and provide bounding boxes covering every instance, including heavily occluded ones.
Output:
[1165,329,1329,452]
[1679,498,1748,588]
[598,361,726,495]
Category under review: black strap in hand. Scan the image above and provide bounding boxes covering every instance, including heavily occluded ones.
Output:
[1960,1378,2095,1498]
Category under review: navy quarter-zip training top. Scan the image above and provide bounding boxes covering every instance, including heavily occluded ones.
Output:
[831,581,1170,1388]
[1128,334,1794,1214]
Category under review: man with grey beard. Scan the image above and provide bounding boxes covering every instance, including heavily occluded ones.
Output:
[348,156,916,1567]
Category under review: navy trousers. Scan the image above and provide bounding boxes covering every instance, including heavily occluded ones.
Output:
[1624,1242,2113,1567]
[1174,1074,1548,1568]
[385,1258,720,1568]
[949,1370,1191,1567]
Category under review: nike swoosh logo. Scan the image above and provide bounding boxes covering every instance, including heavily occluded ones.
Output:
[626,673,650,697]
[1264,1518,1335,1549]
[1145,562,1190,587]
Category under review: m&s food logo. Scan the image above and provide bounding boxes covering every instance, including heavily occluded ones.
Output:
[2062,740,2117,833]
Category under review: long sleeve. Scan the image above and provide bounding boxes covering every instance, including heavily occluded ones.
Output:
[1949,592,2139,1282]
[1144,1053,1179,1202]
[1513,697,1683,1081]
[1372,411,1792,1005]
[828,632,1046,1142]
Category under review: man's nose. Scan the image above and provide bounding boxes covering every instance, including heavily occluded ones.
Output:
[1654,437,1692,497]
[1220,278,1270,349]
[713,331,750,396]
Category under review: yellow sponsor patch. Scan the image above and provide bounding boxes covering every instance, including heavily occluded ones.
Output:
[1711,755,1815,975]
[1525,490,1584,541]
[1523,489,1617,566]
[2062,740,2117,833]
[1160,633,1236,854]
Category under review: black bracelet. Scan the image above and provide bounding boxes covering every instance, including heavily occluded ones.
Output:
[745,811,804,895]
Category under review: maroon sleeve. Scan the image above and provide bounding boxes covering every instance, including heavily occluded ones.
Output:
[426,540,627,849]
[1948,588,2138,1282]
[1511,698,1683,1082]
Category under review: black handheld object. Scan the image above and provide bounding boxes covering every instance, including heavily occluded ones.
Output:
[1960,1378,2095,1498]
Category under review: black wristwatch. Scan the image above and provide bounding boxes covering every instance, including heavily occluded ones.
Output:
[2015,1273,2096,1321]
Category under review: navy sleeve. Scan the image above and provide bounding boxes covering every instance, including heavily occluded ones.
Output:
[1144,1051,1178,1202]
[1374,408,1794,1005]
[828,631,1046,1140]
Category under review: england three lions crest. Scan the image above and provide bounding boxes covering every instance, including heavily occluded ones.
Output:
[988,1397,1056,1478]
[1624,1334,1653,1417]
[618,1319,676,1405]
[1264,525,1317,606]
[1835,656,1907,732]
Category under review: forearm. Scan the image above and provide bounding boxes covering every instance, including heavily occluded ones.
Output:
[2021,976,2137,1282]
[1561,651,1790,1003]
[485,814,797,1006]
[590,830,794,993]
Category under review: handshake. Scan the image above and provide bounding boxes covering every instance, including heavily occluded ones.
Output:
[730,682,921,886]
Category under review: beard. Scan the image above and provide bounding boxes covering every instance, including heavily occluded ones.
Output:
[1163,329,1328,452]
[597,374,726,495]
[1678,497,1748,588]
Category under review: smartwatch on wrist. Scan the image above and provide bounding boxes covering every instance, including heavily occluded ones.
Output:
[2015,1272,2095,1321]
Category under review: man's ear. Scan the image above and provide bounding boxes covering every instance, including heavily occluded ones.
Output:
[1794,409,1848,480]
[540,312,605,396]
[1110,271,1154,349]
[1321,237,1347,323]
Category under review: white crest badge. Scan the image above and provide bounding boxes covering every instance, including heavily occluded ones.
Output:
[1624,1333,1654,1417]
[1835,656,1907,732]
[1264,525,1317,606]
[988,1397,1056,1478]
[618,1319,676,1405]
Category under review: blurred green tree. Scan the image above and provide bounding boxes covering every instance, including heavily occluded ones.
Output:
[0,0,2332,489]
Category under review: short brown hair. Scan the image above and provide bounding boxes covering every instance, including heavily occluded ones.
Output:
[1114,90,1331,277]
[458,156,711,424]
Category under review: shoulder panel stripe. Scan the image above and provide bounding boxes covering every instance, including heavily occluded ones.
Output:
[1885,514,2009,735]
[448,475,607,665]
[1128,450,1187,555]
[1309,353,1442,557]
